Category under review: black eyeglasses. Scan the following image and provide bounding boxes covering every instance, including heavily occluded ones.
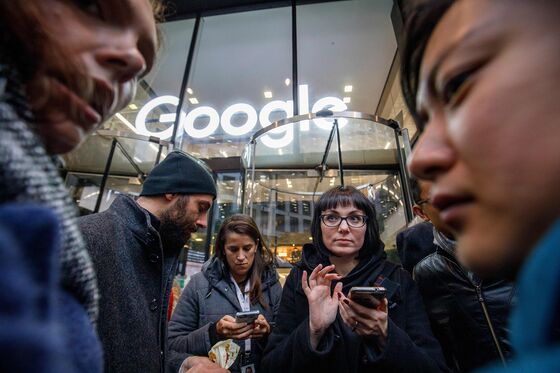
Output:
[416,198,430,206]
[320,214,368,228]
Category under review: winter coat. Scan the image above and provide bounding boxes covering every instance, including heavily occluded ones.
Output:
[0,204,102,373]
[414,243,515,372]
[480,220,560,373]
[79,195,181,373]
[261,243,448,373]
[0,65,101,372]
[396,222,438,273]
[167,256,283,373]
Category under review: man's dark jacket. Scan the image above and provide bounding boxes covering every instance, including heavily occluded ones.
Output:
[261,243,448,373]
[396,222,438,273]
[414,242,515,372]
[79,195,181,373]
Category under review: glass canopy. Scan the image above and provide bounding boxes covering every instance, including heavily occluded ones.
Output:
[242,111,413,263]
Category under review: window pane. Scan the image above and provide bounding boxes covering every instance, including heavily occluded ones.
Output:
[179,7,292,158]
[298,0,396,114]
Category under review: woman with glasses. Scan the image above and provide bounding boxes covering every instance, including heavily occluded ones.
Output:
[261,186,447,372]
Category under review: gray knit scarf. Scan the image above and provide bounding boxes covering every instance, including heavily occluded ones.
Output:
[0,65,99,323]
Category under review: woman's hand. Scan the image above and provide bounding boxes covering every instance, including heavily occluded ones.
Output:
[338,293,389,348]
[216,315,254,340]
[250,314,271,339]
[302,264,343,348]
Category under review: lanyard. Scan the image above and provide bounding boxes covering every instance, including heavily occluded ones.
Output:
[230,274,252,352]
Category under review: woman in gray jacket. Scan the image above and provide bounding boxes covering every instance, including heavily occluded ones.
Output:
[168,214,282,373]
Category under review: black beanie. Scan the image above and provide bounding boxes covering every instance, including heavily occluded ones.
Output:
[140,150,217,198]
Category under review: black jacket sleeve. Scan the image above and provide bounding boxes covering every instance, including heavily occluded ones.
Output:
[260,268,336,373]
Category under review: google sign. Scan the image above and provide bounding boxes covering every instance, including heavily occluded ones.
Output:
[134,84,348,148]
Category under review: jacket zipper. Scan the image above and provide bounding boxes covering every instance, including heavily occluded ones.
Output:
[474,284,507,367]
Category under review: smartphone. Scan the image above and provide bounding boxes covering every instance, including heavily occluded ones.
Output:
[235,310,260,324]
[349,287,386,308]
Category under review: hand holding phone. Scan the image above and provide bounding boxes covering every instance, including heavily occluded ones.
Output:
[349,286,386,308]
[235,310,260,324]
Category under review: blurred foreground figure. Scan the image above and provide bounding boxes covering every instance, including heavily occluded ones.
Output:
[401,0,560,371]
[0,0,159,371]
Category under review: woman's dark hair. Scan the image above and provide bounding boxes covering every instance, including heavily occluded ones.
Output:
[400,0,455,129]
[311,186,383,260]
[215,214,275,307]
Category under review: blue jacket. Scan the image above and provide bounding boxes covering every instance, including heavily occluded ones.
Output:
[480,220,560,372]
[0,204,102,372]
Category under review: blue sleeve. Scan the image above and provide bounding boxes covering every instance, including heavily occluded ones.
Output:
[0,204,77,372]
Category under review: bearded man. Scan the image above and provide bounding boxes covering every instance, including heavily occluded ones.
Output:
[78,150,216,373]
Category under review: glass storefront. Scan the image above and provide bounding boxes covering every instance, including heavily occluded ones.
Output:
[63,0,412,275]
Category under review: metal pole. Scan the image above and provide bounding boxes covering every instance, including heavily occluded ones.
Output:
[203,202,217,261]
[95,138,117,213]
[248,140,257,217]
[393,122,413,222]
[334,119,344,187]
[155,143,163,165]
[291,0,299,116]
[172,15,202,150]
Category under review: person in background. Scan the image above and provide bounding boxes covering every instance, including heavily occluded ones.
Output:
[401,0,560,370]
[79,151,216,373]
[412,178,514,371]
[396,177,438,273]
[261,185,448,373]
[168,214,282,373]
[0,0,160,371]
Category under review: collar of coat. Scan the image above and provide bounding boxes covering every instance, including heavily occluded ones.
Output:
[108,194,160,245]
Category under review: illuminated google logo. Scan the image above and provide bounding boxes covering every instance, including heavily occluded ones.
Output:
[134,84,348,148]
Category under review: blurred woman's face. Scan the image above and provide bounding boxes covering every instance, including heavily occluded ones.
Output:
[31,0,157,154]
[409,0,560,277]
[224,233,257,282]
[320,203,366,259]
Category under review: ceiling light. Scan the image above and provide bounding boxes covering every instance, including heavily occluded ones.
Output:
[133,157,142,163]
[343,97,351,103]
[128,103,138,110]
[187,88,193,95]
[264,91,273,99]
[344,85,353,93]
[285,78,291,86]
[384,141,391,149]
[189,97,199,105]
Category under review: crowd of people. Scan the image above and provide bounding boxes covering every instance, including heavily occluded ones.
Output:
[1,0,559,372]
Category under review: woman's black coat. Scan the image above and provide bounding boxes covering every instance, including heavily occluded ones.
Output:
[261,243,449,373]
